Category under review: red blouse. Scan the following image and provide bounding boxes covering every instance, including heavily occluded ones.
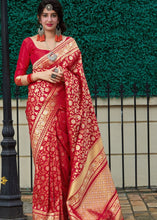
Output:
[14,37,50,80]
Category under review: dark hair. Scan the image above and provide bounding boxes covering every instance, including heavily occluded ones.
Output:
[38,0,66,33]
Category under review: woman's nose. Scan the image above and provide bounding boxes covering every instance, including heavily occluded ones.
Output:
[48,15,52,21]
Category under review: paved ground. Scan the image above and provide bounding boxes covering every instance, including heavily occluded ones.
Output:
[22,188,157,220]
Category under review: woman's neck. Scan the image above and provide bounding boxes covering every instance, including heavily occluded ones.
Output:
[45,31,56,40]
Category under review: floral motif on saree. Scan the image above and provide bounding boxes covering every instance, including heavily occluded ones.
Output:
[24,37,123,220]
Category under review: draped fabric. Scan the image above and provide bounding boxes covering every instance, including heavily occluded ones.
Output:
[16,36,123,220]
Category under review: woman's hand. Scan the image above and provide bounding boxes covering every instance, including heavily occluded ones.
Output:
[32,66,64,83]
[50,66,64,83]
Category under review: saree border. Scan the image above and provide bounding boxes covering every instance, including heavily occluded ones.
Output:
[33,37,78,70]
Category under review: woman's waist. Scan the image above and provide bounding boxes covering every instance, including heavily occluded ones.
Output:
[28,81,65,101]
[28,80,64,91]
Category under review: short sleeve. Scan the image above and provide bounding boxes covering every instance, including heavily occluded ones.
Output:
[14,38,30,80]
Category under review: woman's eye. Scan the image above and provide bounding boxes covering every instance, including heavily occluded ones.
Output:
[42,13,57,18]
[52,14,57,18]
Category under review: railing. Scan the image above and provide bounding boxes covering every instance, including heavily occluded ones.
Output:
[93,82,152,189]
[14,82,157,192]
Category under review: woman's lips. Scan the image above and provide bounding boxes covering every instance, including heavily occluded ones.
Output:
[46,24,53,27]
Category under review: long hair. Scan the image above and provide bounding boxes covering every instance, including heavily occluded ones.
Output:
[38,0,66,33]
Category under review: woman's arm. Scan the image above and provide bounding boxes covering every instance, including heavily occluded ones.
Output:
[14,39,31,86]
[15,66,64,86]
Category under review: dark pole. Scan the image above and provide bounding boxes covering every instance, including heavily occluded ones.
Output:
[0,0,26,219]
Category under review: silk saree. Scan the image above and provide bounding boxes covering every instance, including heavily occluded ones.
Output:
[20,37,123,219]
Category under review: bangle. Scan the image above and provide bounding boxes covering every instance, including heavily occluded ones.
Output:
[27,74,33,84]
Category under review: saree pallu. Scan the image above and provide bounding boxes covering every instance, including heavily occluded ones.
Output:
[26,37,123,220]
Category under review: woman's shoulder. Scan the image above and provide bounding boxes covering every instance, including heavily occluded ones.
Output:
[20,35,38,52]
[64,36,78,47]
[22,36,31,43]
[22,35,36,46]
[29,35,38,41]
[64,35,75,42]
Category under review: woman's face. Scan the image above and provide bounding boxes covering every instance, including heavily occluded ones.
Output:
[39,8,59,32]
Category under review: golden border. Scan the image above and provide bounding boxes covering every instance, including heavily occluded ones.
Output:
[67,138,104,200]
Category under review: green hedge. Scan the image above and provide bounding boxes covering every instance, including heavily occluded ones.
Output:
[0,0,156,98]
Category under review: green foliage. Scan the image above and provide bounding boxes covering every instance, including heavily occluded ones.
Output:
[0,0,156,98]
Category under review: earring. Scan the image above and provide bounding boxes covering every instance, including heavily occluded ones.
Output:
[37,25,45,42]
[55,24,62,42]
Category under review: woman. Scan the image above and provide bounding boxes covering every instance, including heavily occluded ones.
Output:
[15,0,123,219]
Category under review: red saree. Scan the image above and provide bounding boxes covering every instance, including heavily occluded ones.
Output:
[15,37,123,220]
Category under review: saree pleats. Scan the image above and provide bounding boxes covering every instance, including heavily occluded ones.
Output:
[25,37,123,220]
[26,80,70,219]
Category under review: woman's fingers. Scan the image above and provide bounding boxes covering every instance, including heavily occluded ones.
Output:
[50,66,64,83]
